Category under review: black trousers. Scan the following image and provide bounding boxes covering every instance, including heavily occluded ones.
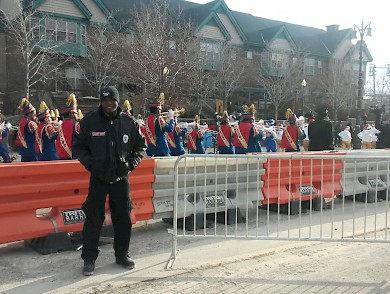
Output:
[81,176,132,261]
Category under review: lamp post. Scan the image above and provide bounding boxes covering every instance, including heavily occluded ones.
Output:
[301,79,307,115]
[352,20,372,149]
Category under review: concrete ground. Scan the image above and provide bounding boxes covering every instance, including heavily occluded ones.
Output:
[1,209,390,294]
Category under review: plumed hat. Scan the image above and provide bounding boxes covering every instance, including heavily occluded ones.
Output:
[194,114,200,124]
[243,104,256,118]
[62,93,78,114]
[50,109,55,118]
[54,109,60,118]
[77,109,84,120]
[150,93,165,109]
[19,98,35,115]
[221,110,229,122]
[268,119,275,126]
[122,99,132,112]
[37,101,50,120]
[285,108,293,119]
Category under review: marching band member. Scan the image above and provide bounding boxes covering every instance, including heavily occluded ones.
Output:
[0,118,12,163]
[122,100,133,117]
[166,115,187,156]
[15,98,38,162]
[188,115,205,154]
[35,101,59,161]
[77,109,84,121]
[275,124,284,152]
[280,109,302,152]
[55,93,78,160]
[217,111,235,154]
[145,93,174,156]
[308,105,334,151]
[264,119,277,152]
[232,104,263,154]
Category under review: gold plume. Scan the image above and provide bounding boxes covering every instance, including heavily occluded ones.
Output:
[66,93,78,107]
[222,110,229,118]
[194,114,200,124]
[247,104,256,114]
[19,98,30,110]
[54,109,60,117]
[38,101,49,114]
[122,99,132,111]
[285,108,293,119]
[78,109,84,120]
[50,109,55,117]
[158,93,165,106]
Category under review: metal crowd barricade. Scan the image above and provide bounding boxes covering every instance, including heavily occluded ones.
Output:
[167,152,390,269]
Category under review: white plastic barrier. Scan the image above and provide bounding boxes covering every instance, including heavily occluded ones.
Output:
[341,150,390,200]
[152,155,266,220]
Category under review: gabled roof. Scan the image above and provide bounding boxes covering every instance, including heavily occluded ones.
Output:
[33,0,92,19]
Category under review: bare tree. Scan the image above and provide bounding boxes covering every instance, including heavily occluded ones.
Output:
[313,59,356,121]
[0,1,71,99]
[257,48,305,120]
[214,45,248,112]
[366,66,390,106]
[127,0,196,107]
[76,20,130,97]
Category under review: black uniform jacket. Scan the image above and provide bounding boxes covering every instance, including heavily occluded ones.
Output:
[72,106,147,182]
[308,119,334,151]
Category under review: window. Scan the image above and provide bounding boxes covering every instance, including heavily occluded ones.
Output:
[168,40,176,57]
[200,41,220,60]
[65,67,85,90]
[56,20,67,42]
[317,60,322,74]
[46,18,56,40]
[30,17,40,40]
[81,25,86,45]
[68,22,76,43]
[246,51,253,60]
[44,18,81,43]
[304,58,315,75]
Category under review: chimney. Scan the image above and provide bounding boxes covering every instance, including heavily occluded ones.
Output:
[326,24,340,32]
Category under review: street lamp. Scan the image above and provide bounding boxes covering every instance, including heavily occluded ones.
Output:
[301,79,307,115]
[352,20,372,149]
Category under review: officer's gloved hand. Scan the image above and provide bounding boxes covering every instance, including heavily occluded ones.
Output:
[183,122,188,129]
[168,109,175,120]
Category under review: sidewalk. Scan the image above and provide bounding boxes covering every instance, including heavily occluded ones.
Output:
[1,220,390,294]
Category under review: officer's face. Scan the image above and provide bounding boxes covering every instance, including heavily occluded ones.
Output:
[101,97,118,114]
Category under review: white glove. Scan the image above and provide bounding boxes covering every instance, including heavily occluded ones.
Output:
[168,109,174,120]
[5,122,12,129]
[183,122,188,129]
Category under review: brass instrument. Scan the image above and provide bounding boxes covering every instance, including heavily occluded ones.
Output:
[160,108,185,118]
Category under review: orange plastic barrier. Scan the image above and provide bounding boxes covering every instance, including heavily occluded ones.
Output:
[261,152,344,205]
[0,158,155,245]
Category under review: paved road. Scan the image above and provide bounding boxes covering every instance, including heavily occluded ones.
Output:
[1,200,390,294]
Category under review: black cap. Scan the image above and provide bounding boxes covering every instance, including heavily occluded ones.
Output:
[100,86,119,103]
[315,104,328,114]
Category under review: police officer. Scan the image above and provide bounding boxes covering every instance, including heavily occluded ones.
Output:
[72,86,146,276]
[374,106,390,148]
[308,105,334,151]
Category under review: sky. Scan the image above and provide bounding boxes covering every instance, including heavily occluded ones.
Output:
[190,0,390,73]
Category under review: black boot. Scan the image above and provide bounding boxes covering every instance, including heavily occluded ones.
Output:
[83,260,95,276]
[115,255,136,270]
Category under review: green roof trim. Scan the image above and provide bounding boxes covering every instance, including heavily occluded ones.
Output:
[33,0,92,19]
[216,0,247,42]
[93,0,120,26]
[198,12,231,41]
[73,0,92,19]
[270,26,296,50]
